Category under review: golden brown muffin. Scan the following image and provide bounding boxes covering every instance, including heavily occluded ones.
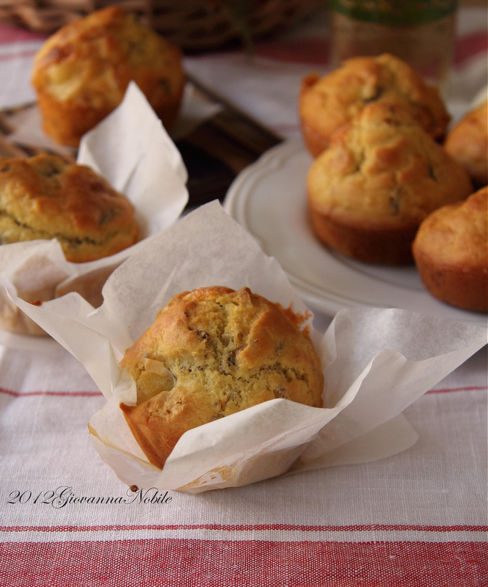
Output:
[412,187,488,312]
[0,154,139,262]
[444,100,488,188]
[300,53,450,157]
[31,5,185,147]
[120,286,324,469]
[307,102,473,264]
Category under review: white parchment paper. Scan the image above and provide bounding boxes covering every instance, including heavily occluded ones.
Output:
[0,82,188,332]
[12,202,488,493]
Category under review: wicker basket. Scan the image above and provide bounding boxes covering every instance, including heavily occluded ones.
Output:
[0,0,324,51]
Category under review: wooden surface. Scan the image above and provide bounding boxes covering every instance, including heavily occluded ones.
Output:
[176,104,282,208]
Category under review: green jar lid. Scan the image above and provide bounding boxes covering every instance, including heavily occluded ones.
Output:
[331,1,458,26]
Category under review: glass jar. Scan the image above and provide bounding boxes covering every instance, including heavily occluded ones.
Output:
[330,1,459,90]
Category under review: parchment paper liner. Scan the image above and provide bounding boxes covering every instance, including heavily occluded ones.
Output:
[12,202,487,493]
[0,82,188,335]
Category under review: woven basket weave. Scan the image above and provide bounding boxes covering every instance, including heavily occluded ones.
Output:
[0,0,324,50]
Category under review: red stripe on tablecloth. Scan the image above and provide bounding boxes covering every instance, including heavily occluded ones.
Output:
[255,38,331,65]
[427,385,487,394]
[0,539,486,586]
[2,523,486,533]
[0,24,45,43]
[0,27,485,68]
[453,31,488,65]
[0,388,101,397]
[0,49,38,62]
[1,386,484,399]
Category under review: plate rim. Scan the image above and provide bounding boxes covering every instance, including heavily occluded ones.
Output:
[224,139,487,324]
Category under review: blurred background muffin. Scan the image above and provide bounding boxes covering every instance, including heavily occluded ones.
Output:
[412,187,488,312]
[444,100,488,188]
[299,53,450,157]
[31,5,185,146]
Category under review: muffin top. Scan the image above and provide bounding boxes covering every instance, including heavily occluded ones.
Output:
[445,100,488,188]
[300,53,450,155]
[413,186,488,269]
[31,6,184,112]
[307,102,472,228]
[120,286,324,468]
[0,154,139,262]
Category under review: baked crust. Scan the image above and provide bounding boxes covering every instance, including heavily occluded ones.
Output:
[0,154,139,262]
[120,286,324,469]
[445,100,488,188]
[307,102,473,264]
[299,53,450,157]
[31,5,185,146]
[412,187,488,312]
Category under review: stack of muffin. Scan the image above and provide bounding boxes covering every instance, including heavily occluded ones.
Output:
[300,54,487,312]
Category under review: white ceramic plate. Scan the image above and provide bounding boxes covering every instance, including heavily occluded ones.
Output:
[224,140,486,323]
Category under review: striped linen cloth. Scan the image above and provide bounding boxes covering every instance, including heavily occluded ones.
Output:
[0,336,486,585]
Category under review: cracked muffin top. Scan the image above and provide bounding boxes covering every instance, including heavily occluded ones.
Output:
[31,5,184,146]
[306,101,473,264]
[0,154,139,262]
[307,101,472,228]
[120,286,324,469]
[299,53,450,157]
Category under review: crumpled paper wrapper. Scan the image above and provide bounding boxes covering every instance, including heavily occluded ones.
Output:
[12,202,488,493]
[0,82,188,335]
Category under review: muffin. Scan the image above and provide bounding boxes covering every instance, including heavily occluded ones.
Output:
[300,53,450,157]
[412,187,488,312]
[0,154,139,262]
[31,5,185,147]
[307,102,473,264]
[120,286,324,469]
[444,100,488,188]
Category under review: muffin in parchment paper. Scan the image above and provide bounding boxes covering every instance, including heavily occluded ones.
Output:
[31,5,185,147]
[120,286,324,469]
[0,153,139,335]
[0,153,139,263]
